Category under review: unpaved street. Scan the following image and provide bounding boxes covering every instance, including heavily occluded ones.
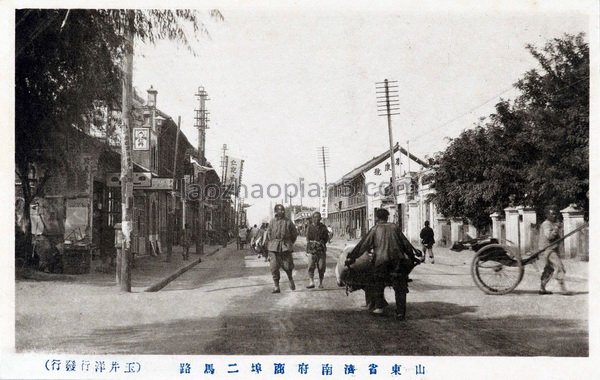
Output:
[16,242,588,356]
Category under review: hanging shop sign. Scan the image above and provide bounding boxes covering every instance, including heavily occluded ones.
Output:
[133,127,150,151]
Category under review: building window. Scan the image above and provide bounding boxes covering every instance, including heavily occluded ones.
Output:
[107,188,121,227]
[151,145,158,171]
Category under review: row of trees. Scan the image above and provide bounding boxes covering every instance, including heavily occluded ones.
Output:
[431,33,589,229]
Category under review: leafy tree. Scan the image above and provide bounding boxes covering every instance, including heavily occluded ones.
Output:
[16,9,222,263]
[431,33,588,228]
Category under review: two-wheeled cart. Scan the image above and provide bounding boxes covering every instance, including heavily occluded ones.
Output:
[471,224,587,295]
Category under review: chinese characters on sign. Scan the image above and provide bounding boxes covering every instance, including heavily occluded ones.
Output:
[319,184,328,218]
[224,155,243,186]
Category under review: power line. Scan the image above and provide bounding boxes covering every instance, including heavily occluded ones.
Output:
[410,85,515,142]
[411,75,590,143]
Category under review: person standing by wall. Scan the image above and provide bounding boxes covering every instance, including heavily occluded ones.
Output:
[305,212,329,289]
[265,204,298,293]
[538,206,571,295]
[419,221,435,264]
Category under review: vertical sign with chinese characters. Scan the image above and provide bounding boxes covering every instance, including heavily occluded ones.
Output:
[319,184,328,219]
[224,155,244,188]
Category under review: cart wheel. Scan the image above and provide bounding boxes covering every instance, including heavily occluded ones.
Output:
[471,244,524,295]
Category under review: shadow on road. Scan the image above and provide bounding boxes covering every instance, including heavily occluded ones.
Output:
[511,289,589,296]
[33,296,587,357]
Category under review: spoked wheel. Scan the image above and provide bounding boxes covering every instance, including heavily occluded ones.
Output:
[471,244,524,295]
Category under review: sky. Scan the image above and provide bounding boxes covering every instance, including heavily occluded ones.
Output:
[126,4,590,225]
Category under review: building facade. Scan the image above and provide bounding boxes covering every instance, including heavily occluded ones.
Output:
[327,144,446,244]
[16,85,225,271]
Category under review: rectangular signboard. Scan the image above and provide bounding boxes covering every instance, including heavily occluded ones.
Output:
[319,184,328,219]
[106,172,152,188]
[132,127,150,151]
[150,177,174,190]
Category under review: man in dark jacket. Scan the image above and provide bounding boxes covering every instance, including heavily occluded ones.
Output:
[345,208,420,320]
[266,204,298,293]
[419,221,435,264]
[306,212,329,289]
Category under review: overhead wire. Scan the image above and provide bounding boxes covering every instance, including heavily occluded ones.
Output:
[410,75,590,143]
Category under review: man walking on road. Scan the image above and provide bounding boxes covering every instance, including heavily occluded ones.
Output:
[248,224,259,253]
[419,221,435,264]
[266,204,298,293]
[539,205,571,295]
[345,209,420,320]
[254,223,269,261]
[306,212,329,289]
[237,225,248,250]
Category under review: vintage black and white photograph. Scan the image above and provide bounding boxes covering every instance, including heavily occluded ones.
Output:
[4,0,598,378]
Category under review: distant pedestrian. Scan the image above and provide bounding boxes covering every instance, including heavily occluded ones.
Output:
[538,205,571,295]
[265,204,298,293]
[346,224,351,240]
[237,225,248,250]
[306,212,329,289]
[327,224,333,243]
[181,223,191,260]
[420,221,435,264]
[248,224,259,251]
[256,223,269,261]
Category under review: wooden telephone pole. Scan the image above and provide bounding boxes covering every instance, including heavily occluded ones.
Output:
[165,116,181,262]
[195,86,210,256]
[118,10,135,292]
[376,79,401,223]
[220,144,228,246]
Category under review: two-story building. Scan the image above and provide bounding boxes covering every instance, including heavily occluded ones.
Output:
[327,144,439,243]
[16,85,223,272]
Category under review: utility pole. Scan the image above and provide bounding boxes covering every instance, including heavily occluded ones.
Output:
[233,179,239,227]
[376,79,401,224]
[220,144,228,246]
[220,144,228,184]
[117,10,135,292]
[299,177,304,208]
[165,116,181,262]
[195,86,210,257]
[406,140,411,174]
[317,146,329,187]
